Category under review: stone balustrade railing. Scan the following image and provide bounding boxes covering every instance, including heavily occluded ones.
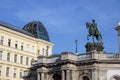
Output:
[106,53,120,59]
[32,51,120,65]
[78,54,91,60]
[61,52,78,61]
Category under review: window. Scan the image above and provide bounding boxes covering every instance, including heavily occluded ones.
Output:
[7,53,10,61]
[6,67,9,77]
[38,50,40,55]
[20,56,23,64]
[27,44,29,51]
[83,76,90,80]
[21,43,24,50]
[8,39,11,47]
[20,69,22,78]
[13,68,16,78]
[0,36,4,45]
[14,54,17,63]
[42,48,44,56]
[26,57,29,65]
[32,46,35,53]
[0,66,1,76]
[46,46,49,56]
[46,50,48,56]
[110,75,120,80]
[0,51,2,60]
[15,41,18,49]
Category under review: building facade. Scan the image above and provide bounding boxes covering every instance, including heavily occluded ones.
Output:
[0,21,53,80]
[23,22,120,80]
[24,51,120,80]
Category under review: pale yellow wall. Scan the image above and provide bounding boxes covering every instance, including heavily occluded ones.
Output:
[0,25,53,80]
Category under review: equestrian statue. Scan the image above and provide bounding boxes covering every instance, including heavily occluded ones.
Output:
[86,19,102,43]
[85,19,104,52]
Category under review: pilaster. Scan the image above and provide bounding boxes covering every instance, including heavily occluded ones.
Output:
[37,73,40,80]
[66,70,70,80]
[62,70,65,80]
[92,69,98,80]
[41,73,44,80]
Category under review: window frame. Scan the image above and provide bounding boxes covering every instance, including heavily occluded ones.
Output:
[20,56,23,64]
[15,41,18,49]
[26,57,29,65]
[0,66,2,76]
[13,68,17,78]
[0,36,4,45]
[7,53,10,61]
[6,67,9,77]
[14,54,17,63]
[0,51,2,60]
[20,69,23,78]
[8,39,11,47]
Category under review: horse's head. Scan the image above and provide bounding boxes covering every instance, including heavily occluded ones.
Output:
[86,22,91,29]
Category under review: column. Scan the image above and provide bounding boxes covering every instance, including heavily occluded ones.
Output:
[92,69,98,80]
[71,70,75,80]
[37,73,40,80]
[66,70,70,80]
[41,73,44,80]
[62,70,65,80]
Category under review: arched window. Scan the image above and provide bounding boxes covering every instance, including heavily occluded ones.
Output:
[83,76,90,80]
[53,74,61,80]
[110,75,120,80]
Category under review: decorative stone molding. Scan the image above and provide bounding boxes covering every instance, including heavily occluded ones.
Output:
[37,67,48,72]
[79,70,91,75]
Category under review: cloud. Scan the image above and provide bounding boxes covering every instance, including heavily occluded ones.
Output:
[15,0,82,34]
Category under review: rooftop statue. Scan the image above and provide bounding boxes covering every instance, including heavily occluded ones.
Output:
[86,19,102,43]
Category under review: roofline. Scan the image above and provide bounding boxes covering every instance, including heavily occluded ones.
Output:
[0,21,35,37]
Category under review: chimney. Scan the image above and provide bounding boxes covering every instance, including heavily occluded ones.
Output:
[115,21,120,52]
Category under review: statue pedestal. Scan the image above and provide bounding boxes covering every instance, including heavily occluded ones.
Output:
[85,42,104,52]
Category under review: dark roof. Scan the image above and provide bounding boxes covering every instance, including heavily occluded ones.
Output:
[23,21,50,42]
[0,21,35,37]
[0,21,50,42]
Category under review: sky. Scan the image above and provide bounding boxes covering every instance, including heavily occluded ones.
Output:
[0,0,120,54]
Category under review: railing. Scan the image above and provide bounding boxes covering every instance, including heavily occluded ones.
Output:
[106,53,120,59]
[33,52,120,65]
[47,56,60,63]
[78,54,91,60]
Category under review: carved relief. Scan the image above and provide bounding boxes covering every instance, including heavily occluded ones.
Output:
[79,70,91,80]
[110,75,120,80]
[72,70,79,80]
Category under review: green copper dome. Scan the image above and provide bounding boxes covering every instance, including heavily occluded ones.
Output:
[23,21,50,42]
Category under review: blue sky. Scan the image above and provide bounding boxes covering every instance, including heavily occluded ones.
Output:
[0,0,120,54]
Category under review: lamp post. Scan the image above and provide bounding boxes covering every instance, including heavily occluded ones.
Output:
[75,40,78,53]
[115,21,120,52]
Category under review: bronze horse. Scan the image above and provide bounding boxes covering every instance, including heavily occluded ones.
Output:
[86,20,102,43]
